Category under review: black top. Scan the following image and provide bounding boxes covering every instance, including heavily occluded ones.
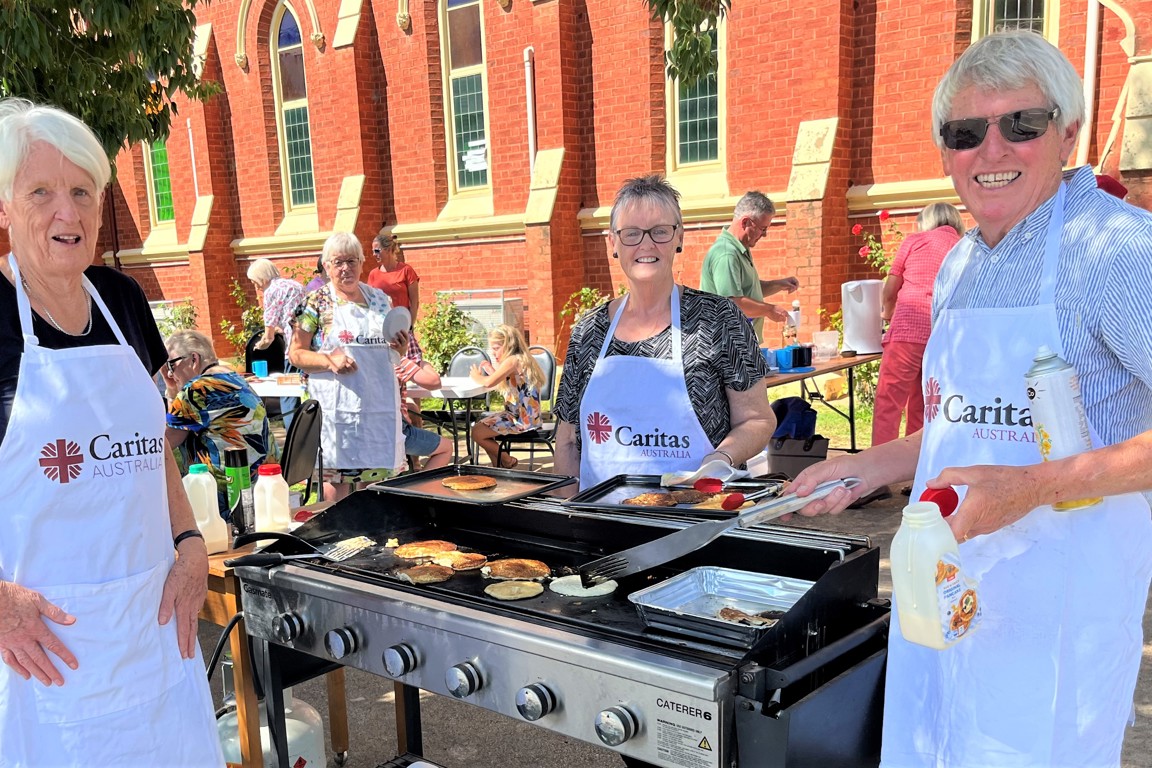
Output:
[0,265,168,445]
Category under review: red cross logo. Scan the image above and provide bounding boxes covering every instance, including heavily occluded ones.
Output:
[924,377,942,423]
[586,412,612,444]
[39,439,84,484]
[338,330,354,344]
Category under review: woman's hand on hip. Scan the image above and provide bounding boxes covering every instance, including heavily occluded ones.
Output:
[159,540,209,659]
[0,580,77,686]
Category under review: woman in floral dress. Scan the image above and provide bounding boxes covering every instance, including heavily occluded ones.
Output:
[469,324,544,468]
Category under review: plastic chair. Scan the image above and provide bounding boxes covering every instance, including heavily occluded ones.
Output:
[423,346,493,461]
[279,399,324,503]
[495,346,558,470]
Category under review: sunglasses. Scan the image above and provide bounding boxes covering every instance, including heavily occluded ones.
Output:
[165,355,188,373]
[940,107,1059,151]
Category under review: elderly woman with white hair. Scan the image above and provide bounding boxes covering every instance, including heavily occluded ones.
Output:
[0,98,223,764]
[247,257,305,424]
[793,32,1152,766]
[290,232,408,499]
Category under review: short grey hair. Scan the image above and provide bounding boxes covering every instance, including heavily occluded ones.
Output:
[917,202,966,235]
[166,329,219,366]
[0,98,111,201]
[609,174,682,231]
[322,232,364,264]
[246,258,281,285]
[932,31,1084,150]
[733,191,775,221]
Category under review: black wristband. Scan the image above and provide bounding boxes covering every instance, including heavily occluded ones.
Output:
[173,529,204,549]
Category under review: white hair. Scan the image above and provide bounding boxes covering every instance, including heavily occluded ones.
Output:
[321,232,364,264]
[931,31,1084,149]
[0,98,111,201]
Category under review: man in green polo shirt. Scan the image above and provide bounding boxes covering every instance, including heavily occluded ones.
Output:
[701,191,799,342]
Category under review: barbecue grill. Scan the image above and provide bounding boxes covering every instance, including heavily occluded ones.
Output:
[235,474,889,768]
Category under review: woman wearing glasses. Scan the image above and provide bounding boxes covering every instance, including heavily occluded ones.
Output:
[290,232,408,500]
[0,99,223,765]
[163,329,272,519]
[554,175,775,491]
[792,32,1152,766]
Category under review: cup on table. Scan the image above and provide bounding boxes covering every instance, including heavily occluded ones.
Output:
[251,360,269,378]
[775,348,794,370]
[812,331,839,362]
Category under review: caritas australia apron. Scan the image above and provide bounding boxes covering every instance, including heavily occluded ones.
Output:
[306,284,404,473]
[882,184,1152,768]
[0,257,223,767]
[578,288,711,490]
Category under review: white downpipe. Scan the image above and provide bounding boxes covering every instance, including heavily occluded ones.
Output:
[524,46,537,178]
[1076,0,1101,167]
[187,118,200,198]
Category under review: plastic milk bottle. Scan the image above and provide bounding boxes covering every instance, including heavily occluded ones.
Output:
[183,463,229,554]
[254,463,292,533]
[890,494,982,649]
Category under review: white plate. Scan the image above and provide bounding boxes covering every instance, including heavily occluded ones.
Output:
[383,306,411,341]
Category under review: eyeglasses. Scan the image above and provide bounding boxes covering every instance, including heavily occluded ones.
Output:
[165,356,187,373]
[746,218,771,235]
[328,258,361,270]
[940,107,1059,151]
[615,224,679,247]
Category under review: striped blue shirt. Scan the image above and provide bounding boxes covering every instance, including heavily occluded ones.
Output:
[932,166,1152,448]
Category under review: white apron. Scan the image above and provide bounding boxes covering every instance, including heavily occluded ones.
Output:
[307,284,404,472]
[881,184,1152,768]
[0,258,223,767]
[578,288,712,490]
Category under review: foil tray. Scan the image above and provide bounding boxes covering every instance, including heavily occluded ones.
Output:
[628,566,814,646]
[367,465,575,506]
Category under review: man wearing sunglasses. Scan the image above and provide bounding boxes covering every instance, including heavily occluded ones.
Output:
[700,191,799,342]
[790,31,1152,767]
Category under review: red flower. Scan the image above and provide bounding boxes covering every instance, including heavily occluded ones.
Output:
[878,210,890,222]
[851,223,863,236]
[858,246,870,257]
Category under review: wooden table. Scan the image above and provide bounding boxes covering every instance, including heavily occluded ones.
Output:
[201,541,349,767]
[765,352,883,452]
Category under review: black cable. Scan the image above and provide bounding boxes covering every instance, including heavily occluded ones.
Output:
[206,611,245,681]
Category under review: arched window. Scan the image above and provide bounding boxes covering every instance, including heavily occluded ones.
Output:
[664,21,726,200]
[272,3,316,209]
[145,140,175,226]
[441,0,490,192]
[974,0,1053,40]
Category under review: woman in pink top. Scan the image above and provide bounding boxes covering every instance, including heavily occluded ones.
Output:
[872,203,964,446]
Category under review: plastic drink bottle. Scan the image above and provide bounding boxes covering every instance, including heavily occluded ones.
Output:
[183,464,229,554]
[890,500,982,649]
[783,300,801,346]
[224,447,255,535]
[1024,345,1102,510]
[254,463,292,533]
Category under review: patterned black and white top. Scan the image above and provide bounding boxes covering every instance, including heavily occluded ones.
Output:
[556,287,770,453]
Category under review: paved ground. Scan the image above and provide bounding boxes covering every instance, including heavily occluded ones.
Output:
[201,445,1152,767]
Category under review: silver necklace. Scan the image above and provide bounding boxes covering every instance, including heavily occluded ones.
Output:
[20,273,94,336]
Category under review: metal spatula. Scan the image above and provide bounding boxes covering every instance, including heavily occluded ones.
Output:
[224,536,376,567]
[579,478,860,586]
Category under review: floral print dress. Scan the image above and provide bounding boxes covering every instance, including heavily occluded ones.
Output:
[479,367,542,434]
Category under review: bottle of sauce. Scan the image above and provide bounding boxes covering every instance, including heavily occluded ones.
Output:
[183,464,229,554]
[254,463,292,533]
[224,447,255,536]
[890,496,982,649]
[1024,345,1102,510]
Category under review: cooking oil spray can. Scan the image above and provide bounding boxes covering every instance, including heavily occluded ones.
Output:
[1024,345,1102,510]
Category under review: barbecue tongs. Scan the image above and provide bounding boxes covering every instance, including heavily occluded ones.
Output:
[578,477,862,586]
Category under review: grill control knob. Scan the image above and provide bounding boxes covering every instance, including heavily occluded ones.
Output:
[272,613,304,643]
[323,627,358,660]
[515,683,556,721]
[595,705,639,746]
[382,644,418,677]
[445,661,483,698]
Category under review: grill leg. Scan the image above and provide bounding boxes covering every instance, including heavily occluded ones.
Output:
[253,639,290,768]
[394,681,424,756]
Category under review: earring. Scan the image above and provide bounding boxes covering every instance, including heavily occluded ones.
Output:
[612,252,618,259]
[675,246,683,253]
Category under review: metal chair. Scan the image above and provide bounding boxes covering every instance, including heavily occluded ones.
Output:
[495,346,558,470]
[422,346,493,462]
[279,399,324,503]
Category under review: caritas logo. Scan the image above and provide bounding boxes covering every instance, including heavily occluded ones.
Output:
[586,411,612,444]
[924,377,942,423]
[338,329,354,345]
[39,439,84,484]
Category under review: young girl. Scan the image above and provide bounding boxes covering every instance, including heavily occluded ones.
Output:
[469,324,545,468]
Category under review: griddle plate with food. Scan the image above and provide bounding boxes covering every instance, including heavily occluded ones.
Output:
[367,465,574,505]
[564,474,786,518]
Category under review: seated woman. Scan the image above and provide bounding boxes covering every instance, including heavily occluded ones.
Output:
[469,324,545,469]
[554,175,776,491]
[163,329,272,520]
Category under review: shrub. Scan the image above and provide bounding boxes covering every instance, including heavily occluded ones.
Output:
[156,300,198,339]
[218,279,264,357]
[416,296,483,374]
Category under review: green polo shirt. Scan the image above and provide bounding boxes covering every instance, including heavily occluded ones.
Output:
[701,229,765,340]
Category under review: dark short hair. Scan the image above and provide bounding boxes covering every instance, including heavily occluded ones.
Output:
[314,255,325,274]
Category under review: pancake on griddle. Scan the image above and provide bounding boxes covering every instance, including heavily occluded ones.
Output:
[431,551,488,571]
[441,475,498,491]
[670,489,713,504]
[396,564,454,584]
[394,540,457,560]
[484,581,544,600]
[621,492,677,507]
[548,574,618,597]
[481,558,551,581]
